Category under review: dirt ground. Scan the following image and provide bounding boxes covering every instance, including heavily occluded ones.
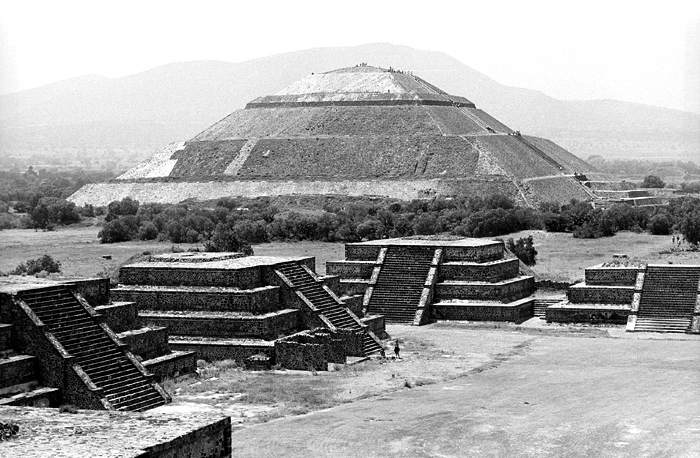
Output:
[225,324,700,457]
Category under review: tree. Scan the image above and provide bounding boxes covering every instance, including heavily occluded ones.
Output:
[647,214,671,235]
[679,210,700,245]
[204,224,254,255]
[642,175,665,188]
[506,236,537,266]
[30,203,50,230]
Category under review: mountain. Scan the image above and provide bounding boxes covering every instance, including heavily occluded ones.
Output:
[1,43,698,162]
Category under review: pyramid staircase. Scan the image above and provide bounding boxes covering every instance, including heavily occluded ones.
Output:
[634,266,699,333]
[16,286,169,411]
[366,246,436,324]
[275,263,382,355]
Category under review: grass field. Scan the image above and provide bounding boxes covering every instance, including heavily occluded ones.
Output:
[1,226,698,282]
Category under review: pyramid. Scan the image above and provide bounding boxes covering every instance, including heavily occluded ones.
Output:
[70,65,608,207]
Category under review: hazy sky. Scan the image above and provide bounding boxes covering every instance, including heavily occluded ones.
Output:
[1,1,699,113]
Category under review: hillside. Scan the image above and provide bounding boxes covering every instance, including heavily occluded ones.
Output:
[1,43,698,162]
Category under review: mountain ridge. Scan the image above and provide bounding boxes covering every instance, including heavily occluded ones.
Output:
[1,43,698,161]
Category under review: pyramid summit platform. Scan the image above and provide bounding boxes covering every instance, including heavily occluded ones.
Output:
[70,65,608,207]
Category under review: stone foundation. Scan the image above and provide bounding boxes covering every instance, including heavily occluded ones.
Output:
[0,406,231,458]
[432,298,534,322]
[546,302,630,324]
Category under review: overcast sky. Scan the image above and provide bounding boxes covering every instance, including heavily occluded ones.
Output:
[1,1,699,113]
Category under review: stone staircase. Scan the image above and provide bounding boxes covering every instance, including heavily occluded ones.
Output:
[635,266,700,333]
[275,263,382,355]
[17,286,168,411]
[367,246,436,324]
[533,297,565,317]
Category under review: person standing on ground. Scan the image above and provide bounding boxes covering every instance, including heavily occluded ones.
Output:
[394,339,401,359]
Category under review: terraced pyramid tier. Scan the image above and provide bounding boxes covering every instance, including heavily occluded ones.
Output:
[69,66,609,207]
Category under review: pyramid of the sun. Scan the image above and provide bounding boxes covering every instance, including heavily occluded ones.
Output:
[70,65,607,206]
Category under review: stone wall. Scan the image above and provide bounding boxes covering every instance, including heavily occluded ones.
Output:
[443,244,503,262]
[111,286,281,314]
[274,330,345,371]
[319,274,340,294]
[361,315,387,339]
[432,300,534,322]
[326,261,375,278]
[143,352,198,382]
[341,294,363,317]
[170,340,274,363]
[141,310,299,339]
[64,278,110,306]
[0,323,11,350]
[118,327,170,360]
[567,284,635,304]
[585,266,643,286]
[94,302,139,333]
[546,305,630,324]
[335,329,366,357]
[438,259,519,282]
[435,277,534,302]
[338,279,370,296]
[119,265,262,288]
[344,244,382,261]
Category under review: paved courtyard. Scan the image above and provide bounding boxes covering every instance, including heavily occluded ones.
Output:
[230,328,700,457]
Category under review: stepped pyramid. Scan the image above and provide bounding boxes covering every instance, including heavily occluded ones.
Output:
[70,65,608,207]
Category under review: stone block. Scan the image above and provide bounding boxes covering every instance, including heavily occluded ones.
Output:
[94,302,139,333]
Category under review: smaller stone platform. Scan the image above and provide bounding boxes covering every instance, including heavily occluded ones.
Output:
[114,251,386,365]
[328,235,536,325]
[0,406,231,457]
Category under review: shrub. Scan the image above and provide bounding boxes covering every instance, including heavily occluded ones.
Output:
[642,175,665,188]
[506,236,537,266]
[99,218,137,243]
[648,214,671,235]
[11,255,61,275]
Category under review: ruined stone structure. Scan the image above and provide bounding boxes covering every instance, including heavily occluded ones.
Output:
[111,252,384,368]
[327,236,535,324]
[0,276,190,411]
[546,261,700,334]
[69,66,610,207]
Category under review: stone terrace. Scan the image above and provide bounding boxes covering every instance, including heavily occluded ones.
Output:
[0,406,231,458]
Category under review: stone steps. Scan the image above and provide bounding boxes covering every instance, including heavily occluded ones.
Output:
[276,263,382,356]
[635,266,699,333]
[17,286,167,412]
[633,317,692,333]
[366,247,435,324]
